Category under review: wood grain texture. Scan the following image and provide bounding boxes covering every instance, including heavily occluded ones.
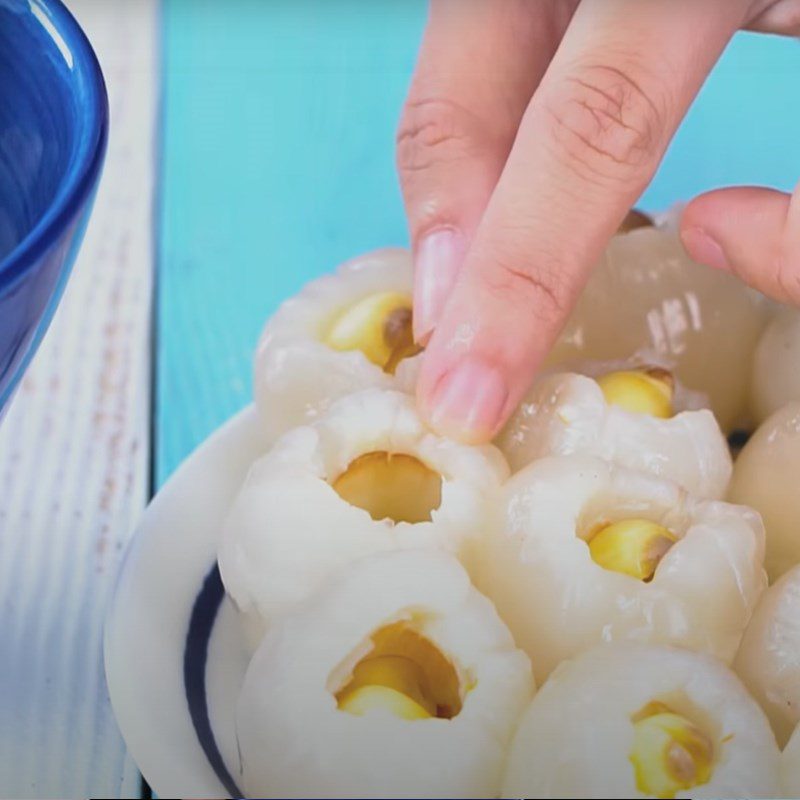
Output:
[0,0,157,796]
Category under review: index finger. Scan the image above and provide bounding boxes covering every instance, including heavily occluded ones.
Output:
[417,0,752,443]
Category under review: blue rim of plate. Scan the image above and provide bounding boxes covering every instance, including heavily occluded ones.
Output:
[183,564,243,799]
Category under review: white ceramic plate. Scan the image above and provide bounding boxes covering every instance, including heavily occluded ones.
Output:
[104,406,271,799]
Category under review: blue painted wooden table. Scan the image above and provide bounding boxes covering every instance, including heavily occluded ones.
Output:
[0,0,799,797]
[158,0,800,482]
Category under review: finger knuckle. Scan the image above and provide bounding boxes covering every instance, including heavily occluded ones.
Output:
[396,97,481,176]
[542,62,665,184]
[481,249,566,323]
[752,0,800,35]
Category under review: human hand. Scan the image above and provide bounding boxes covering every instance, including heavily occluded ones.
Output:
[397,0,800,443]
[681,185,800,309]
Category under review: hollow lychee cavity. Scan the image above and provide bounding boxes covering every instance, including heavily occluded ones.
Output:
[332,451,443,524]
[630,700,714,799]
[334,621,463,721]
[323,291,422,374]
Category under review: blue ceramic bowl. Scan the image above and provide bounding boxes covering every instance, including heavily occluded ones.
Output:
[0,0,108,416]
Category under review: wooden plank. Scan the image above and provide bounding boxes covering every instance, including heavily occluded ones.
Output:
[0,0,157,796]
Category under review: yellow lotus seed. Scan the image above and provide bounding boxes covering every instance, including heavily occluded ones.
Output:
[588,519,677,581]
[337,654,435,721]
[630,703,713,799]
[324,291,421,373]
[597,368,674,419]
[345,655,435,716]
[338,685,432,720]
[334,622,463,723]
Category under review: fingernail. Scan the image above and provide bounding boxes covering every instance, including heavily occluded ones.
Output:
[681,226,730,272]
[427,357,508,443]
[413,228,467,344]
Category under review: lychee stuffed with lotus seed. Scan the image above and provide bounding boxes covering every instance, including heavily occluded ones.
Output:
[497,364,731,498]
[476,454,765,683]
[235,549,533,799]
[546,215,769,431]
[254,247,422,440]
[502,643,781,799]
[217,388,508,643]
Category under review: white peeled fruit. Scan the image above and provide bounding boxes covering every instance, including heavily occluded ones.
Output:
[218,388,508,639]
[781,722,800,796]
[545,222,768,431]
[236,549,534,799]
[751,305,800,425]
[497,368,731,498]
[254,247,422,439]
[728,402,800,581]
[502,643,781,799]
[475,454,766,683]
[734,565,800,747]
